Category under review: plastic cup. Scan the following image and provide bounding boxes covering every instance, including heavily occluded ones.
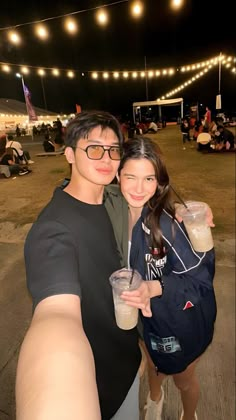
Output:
[109,268,142,330]
[177,201,214,252]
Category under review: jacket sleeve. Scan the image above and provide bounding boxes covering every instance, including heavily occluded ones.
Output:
[104,185,129,268]
[160,214,215,306]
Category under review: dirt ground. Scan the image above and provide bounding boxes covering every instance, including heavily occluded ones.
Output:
[0,125,235,419]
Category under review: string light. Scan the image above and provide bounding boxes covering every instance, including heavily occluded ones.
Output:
[0,54,235,86]
[131,1,144,17]
[64,18,78,34]
[96,9,109,26]
[35,24,49,40]
[8,31,21,45]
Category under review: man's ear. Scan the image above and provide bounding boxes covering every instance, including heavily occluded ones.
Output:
[64,147,75,164]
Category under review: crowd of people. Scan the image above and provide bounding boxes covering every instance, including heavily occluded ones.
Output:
[180,107,235,152]
[15,110,217,420]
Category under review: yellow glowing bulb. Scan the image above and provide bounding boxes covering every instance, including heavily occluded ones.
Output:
[171,0,183,9]
[52,69,60,76]
[8,31,21,45]
[131,1,143,17]
[96,9,108,25]
[2,64,11,72]
[113,72,119,79]
[65,18,78,34]
[67,71,74,78]
[140,71,145,78]
[123,72,129,78]
[132,72,138,78]
[92,72,98,79]
[35,25,48,40]
[38,69,46,76]
[21,66,29,74]
[103,72,109,79]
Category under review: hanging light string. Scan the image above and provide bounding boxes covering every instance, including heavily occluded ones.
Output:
[0,0,129,31]
[0,54,234,78]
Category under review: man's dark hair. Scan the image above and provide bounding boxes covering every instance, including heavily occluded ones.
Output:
[65,110,124,148]
[217,125,224,130]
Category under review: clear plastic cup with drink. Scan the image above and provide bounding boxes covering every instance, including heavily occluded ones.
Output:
[177,201,214,252]
[109,268,142,330]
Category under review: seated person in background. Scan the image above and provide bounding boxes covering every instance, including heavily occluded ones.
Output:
[215,125,235,151]
[197,128,212,152]
[193,120,204,141]
[147,121,158,133]
[0,139,31,176]
[208,120,217,140]
[6,135,34,164]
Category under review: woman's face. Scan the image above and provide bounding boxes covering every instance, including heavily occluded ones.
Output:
[119,158,158,210]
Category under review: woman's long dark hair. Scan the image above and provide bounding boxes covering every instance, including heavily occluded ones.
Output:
[118,136,176,257]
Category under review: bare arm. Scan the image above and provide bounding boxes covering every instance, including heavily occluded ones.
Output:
[16,294,101,420]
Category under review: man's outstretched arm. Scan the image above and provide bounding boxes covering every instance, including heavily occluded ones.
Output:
[16,294,101,420]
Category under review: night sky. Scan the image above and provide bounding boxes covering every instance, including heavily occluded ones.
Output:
[0,0,235,118]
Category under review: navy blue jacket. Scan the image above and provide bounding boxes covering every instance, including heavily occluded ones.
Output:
[130,208,217,374]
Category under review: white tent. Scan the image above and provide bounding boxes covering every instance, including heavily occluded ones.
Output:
[0,98,63,133]
[132,97,184,122]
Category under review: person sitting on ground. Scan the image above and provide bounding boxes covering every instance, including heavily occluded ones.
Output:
[215,125,235,151]
[193,120,204,142]
[6,135,34,164]
[43,133,65,153]
[147,121,158,133]
[196,128,212,152]
[0,136,31,176]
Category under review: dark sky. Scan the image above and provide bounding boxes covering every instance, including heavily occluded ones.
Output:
[0,0,235,117]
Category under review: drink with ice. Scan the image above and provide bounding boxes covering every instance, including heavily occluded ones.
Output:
[177,201,214,252]
[109,268,142,330]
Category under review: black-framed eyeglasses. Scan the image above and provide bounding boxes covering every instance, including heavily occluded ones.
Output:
[75,145,122,160]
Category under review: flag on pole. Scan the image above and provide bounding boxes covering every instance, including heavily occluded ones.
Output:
[22,81,38,121]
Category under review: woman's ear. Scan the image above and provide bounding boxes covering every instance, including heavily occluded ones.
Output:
[64,147,75,164]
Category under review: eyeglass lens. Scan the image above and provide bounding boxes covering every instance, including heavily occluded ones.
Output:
[87,145,121,160]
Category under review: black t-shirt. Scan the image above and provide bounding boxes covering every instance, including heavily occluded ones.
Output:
[1,154,12,165]
[24,187,141,420]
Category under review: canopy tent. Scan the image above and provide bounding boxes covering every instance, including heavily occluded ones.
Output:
[132,97,184,123]
[0,98,62,133]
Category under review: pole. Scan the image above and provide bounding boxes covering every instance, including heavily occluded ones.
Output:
[216,52,222,111]
[40,77,48,110]
[144,56,148,101]
[218,51,222,94]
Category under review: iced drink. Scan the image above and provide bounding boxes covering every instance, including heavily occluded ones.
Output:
[177,201,214,252]
[109,268,142,330]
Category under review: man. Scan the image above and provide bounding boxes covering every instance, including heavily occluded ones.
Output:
[16,111,141,420]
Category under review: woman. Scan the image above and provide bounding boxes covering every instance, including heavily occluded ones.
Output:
[105,136,216,420]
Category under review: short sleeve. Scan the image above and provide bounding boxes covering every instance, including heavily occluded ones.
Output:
[24,220,81,310]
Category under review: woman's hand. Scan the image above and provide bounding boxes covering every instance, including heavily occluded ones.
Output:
[120,281,152,317]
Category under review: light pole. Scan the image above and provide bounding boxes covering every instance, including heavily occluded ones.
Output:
[40,76,48,110]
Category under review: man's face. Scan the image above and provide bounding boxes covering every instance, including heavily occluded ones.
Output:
[66,126,121,186]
